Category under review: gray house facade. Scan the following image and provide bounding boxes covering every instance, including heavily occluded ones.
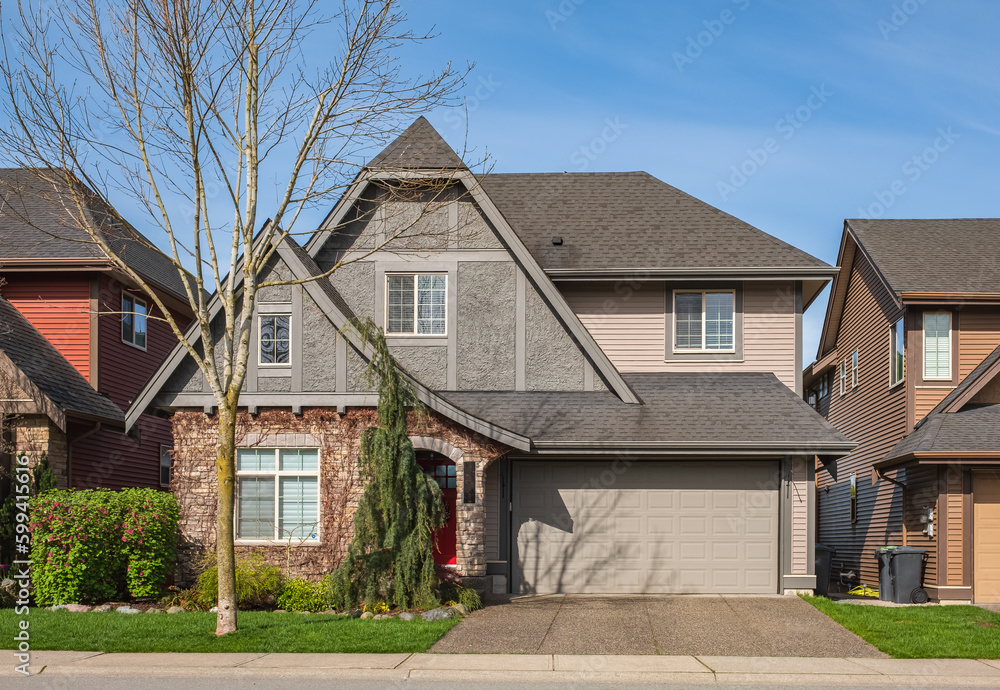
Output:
[130,118,852,595]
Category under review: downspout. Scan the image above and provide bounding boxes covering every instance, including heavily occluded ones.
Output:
[69,421,102,488]
[876,468,907,546]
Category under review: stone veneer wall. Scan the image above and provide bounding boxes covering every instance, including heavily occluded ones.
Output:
[9,415,69,488]
[170,407,508,586]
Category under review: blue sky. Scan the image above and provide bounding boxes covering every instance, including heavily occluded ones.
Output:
[397,0,1000,360]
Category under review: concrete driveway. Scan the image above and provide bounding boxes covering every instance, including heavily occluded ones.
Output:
[431,594,887,657]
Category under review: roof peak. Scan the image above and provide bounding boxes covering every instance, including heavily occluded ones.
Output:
[367,116,466,171]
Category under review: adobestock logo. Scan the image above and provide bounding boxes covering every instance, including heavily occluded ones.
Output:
[673,0,753,73]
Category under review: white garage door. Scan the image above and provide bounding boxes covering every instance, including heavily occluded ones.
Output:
[512,461,779,594]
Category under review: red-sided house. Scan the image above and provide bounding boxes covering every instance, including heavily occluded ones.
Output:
[0,169,193,489]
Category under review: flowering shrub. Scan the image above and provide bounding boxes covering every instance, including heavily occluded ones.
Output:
[29,489,179,604]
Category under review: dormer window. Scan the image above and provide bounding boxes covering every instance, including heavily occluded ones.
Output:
[259,314,291,366]
[121,292,148,350]
[673,290,735,352]
[386,274,447,335]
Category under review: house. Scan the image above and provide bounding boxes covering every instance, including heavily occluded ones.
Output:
[0,169,192,490]
[129,117,852,595]
[805,218,1000,603]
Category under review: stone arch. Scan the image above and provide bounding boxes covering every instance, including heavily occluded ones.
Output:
[409,435,465,463]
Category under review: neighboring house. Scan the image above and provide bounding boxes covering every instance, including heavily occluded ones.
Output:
[130,117,852,595]
[805,219,1000,603]
[0,170,192,489]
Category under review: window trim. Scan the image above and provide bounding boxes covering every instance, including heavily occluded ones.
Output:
[258,313,292,368]
[384,272,449,337]
[922,311,952,381]
[121,292,148,351]
[671,289,737,354]
[851,350,859,390]
[889,317,905,389]
[159,445,172,488]
[235,447,321,545]
[839,359,846,397]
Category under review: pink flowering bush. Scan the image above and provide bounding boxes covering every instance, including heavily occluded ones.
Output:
[29,489,179,604]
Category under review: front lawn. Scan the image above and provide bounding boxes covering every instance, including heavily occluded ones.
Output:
[804,595,1000,659]
[0,609,460,654]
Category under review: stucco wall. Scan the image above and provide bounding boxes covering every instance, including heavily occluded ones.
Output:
[457,262,516,389]
[525,285,584,390]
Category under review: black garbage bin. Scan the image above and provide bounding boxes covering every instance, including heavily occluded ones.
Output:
[815,544,836,597]
[875,546,928,603]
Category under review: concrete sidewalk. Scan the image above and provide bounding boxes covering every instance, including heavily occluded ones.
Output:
[8,651,1000,686]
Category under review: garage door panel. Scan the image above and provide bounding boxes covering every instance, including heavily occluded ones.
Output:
[514,461,779,594]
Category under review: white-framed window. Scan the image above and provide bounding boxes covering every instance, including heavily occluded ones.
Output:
[839,359,846,396]
[890,317,905,387]
[386,274,447,335]
[159,445,172,487]
[923,311,951,380]
[236,448,319,542]
[673,290,735,351]
[851,350,859,389]
[259,315,291,366]
[121,292,148,350]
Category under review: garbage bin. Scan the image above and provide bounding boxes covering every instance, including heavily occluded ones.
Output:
[875,546,928,604]
[815,544,836,597]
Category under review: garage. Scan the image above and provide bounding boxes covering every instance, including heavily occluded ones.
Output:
[512,461,780,594]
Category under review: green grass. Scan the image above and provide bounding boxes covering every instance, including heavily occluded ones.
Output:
[0,609,460,654]
[804,595,1000,659]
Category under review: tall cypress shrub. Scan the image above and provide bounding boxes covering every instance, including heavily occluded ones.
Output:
[330,320,445,610]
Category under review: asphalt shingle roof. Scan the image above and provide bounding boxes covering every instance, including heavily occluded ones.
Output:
[0,296,124,424]
[848,218,1000,295]
[0,169,192,299]
[885,404,1000,460]
[439,372,851,452]
[368,117,467,170]
[479,172,831,272]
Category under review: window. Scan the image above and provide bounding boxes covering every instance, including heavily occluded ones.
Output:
[159,445,172,487]
[817,373,829,399]
[121,293,147,349]
[839,359,846,396]
[673,290,735,351]
[386,274,447,335]
[849,473,858,524]
[236,448,319,542]
[923,312,951,380]
[851,350,859,389]
[890,318,905,386]
[259,315,290,365]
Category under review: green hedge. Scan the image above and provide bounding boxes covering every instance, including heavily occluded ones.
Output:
[29,488,180,604]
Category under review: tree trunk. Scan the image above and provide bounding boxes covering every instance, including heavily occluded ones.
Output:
[215,402,238,635]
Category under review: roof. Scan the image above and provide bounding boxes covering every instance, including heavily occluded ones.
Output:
[368,117,467,170]
[0,296,124,427]
[439,372,853,455]
[883,404,1000,461]
[0,169,191,299]
[479,172,832,274]
[848,218,1000,295]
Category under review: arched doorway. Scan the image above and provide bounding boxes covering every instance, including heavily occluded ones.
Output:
[417,450,457,565]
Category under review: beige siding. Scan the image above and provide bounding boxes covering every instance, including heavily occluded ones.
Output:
[959,307,1000,380]
[791,457,809,574]
[946,469,964,586]
[560,281,797,389]
[484,461,499,561]
[915,387,953,422]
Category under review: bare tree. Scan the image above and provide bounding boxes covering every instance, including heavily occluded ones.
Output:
[0,0,469,634]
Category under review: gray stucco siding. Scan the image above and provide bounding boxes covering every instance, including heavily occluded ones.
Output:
[457,261,516,389]
[257,376,291,393]
[457,200,503,249]
[393,345,448,390]
[257,256,293,302]
[329,262,376,320]
[525,284,585,391]
[346,343,370,392]
[300,290,338,392]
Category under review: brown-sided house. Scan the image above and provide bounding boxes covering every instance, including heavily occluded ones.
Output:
[129,117,852,595]
[805,218,1000,603]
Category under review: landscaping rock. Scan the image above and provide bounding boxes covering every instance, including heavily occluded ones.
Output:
[348,609,362,619]
[320,610,337,615]
[450,603,470,617]
[50,604,68,611]
[91,604,113,613]
[146,608,162,614]
[116,606,141,614]
[166,606,185,614]
[0,579,15,608]
[65,604,91,613]
[398,612,415,621]
[373,614,390,620]
[209,606,218,613]
[360,611,374,620]
[296,611,311,614]
[421,607,454,622]
[273,609,287,613]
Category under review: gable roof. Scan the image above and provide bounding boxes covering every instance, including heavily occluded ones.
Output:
[0,169,191,300]
[0,296,124,430]
[368,117,467,170]
[847,218,1000,296]
[441,372,853,456]
[479,172,832,275]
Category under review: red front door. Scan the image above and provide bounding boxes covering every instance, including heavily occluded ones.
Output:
[418,452,457,565]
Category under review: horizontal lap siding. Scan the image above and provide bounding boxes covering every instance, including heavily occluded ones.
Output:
[947,469,964,586]
[562,281,796,389]
[822,251,907,587]
[3,275,92,382]
[915,388,952,422]
[902,467,938,586]
[959,308,1000,380]
[70,414,171,489]
[484,461,499,561]
[791,457,808,574]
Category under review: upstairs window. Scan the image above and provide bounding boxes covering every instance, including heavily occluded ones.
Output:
[851,350,859,389]
[259,315,291,366]
[839,359,846,396]
[674,290,735,351]
[121,293,147,350]
[159,445,172,487]
[236,448,319,542]
[923,312,951,380]
[386,274,447,335]
[890,318,905,386]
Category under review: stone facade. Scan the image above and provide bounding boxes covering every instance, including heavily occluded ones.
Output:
[8,415,69,488]
[170,407,508,586]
